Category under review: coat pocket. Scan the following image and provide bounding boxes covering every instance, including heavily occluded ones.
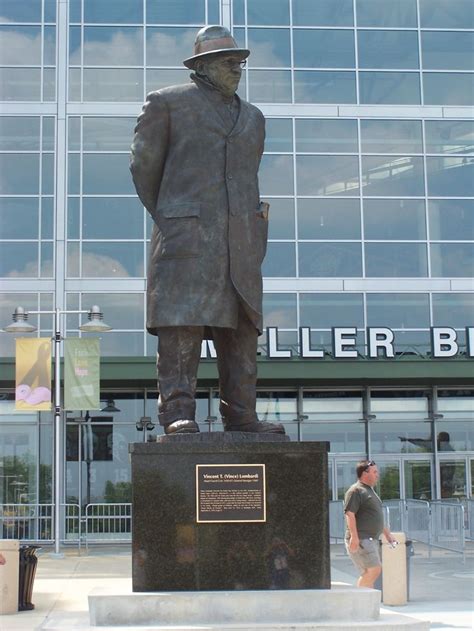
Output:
[157,203,201,259]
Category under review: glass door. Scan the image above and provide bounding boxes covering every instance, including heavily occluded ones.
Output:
[438,457,467,499]
[404,459,432,500]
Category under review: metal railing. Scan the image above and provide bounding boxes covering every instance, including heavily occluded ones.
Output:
[84,503,132,551]
[0,503,81,544]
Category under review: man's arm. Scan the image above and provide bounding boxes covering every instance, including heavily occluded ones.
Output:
[382,526,397,545]
[345,511,360,552]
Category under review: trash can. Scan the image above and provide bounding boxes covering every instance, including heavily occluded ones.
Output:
[0,539,20,614]
[375,532,412,606]
[18,545,41,611]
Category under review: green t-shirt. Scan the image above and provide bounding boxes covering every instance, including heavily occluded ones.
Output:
[344,481,384,540]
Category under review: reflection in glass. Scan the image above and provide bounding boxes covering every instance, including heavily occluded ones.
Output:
[247,0,290,25]
[298,198,361,239]
[263,293,297,328]
[43,68,56,101]
[41,242,54,278]
[423,73,474,106]
[0,68,42,101]
[0,117,40,150]
[79,27,143,66]
[366,293,430,329]
[41,198,54,239]
[259,155,294,195]
[0,154,39,195]
[359,71,420,104]
[439,460,466,499]
[364,199,426,239]
[404,461,432,500]
[43,26,56,65]
[147,27,196,66]
[361,120,422,154]
[426,157,474,197]
[82,118,137,151]
[42,118,55,151]
[430,244,474,278]
[68,154,80,194]
[83,198,144,239]
[248,70,292,103]
[436,424,473,452]
[67,242,80,277]
[0,0,42,22]
[299,242,362,277]
[419,0,474,29]
[247,28,291,67]
[67,197,80,239]
[421,32,474,71]
[303,422,365,453]
[147,69,190,92]
[292,0,353,27]
[81,242,144,278]
[300,293,364,328]
[432,294,474,328]
[84,0,143,23]
[365,243,427,277]
[0,26,42,65]
[83,68,143,102]
[293,30,355,68]
[83,154,137,195]
[42,154,54,195]
[294,71,356,103]
[81,293,144,330]
[266,198,295,239]
[0,243,38,278]
[357,0,417,27]
[362,156,425,197]
[425,121,474,155]
[358,30,419,69]
[262,243,296,277]
[265,119,293,152]
[256,391,296,424]
[295,119,358,153]
[376,463,400,500]
[297,156,359,196]
[68,68,81,101]
[428,200,474,241]
[371,421,431,454]
[147,0,205,24]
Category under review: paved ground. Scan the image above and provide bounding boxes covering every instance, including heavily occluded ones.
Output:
[1,542,472,630]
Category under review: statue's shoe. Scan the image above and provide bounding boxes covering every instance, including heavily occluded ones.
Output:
[224,420,285,434]
[164,419,200,434]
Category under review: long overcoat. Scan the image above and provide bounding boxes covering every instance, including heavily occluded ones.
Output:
[130,80,267,336]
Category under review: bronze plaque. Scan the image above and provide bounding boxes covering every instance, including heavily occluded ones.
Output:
[196,464,266,523]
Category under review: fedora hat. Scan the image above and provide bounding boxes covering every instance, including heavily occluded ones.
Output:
[183,25,250,69]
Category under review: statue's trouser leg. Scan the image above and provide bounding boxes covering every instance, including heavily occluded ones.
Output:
[156,326,203,427]
[212,306,258,427]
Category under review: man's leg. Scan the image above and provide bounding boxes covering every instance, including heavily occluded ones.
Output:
[156,326,203,434]
[357,565,381,588]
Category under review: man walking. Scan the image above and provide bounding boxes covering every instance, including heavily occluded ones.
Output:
[344,460,397,588]
[130,25,284,436]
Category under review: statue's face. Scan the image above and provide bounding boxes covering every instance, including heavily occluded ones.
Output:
[197,54,245,97]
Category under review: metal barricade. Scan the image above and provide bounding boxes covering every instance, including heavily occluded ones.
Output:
[329,500,345,542]
[85,503,132,550]
[383,500,404,532]
[405,499,431,546]
[429,501,465,561]
[0,504,54,542]
[465,500,474,541]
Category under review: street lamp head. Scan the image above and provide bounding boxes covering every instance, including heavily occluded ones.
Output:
[101,398,121,413]
[3,306,37,333]
[79,305,112,332]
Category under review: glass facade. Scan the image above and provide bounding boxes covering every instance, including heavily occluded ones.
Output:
[0,1,473,517]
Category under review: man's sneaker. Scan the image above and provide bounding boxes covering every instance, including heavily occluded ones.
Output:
[224,420,285,434]
[164,420,200,435]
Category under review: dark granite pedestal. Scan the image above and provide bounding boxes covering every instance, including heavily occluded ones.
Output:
[130,434,330,592]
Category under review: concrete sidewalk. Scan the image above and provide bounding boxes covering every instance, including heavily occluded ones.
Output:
[1,542,472,630]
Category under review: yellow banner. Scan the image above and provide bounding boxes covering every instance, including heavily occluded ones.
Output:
[15,338,52,411]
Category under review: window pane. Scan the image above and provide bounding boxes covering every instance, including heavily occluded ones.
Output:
[42,197,54,240]
[297,155,359,196]
[360,71,420,104]
[371,421,432,454]
[262,242,296,277]
[259,155,294,195]
[299,242,362,276]
[42,153,54,195]
[82,242,143,278]
[0,68,41,101]
[432,294,474,328]
[430,244,474,278]
[366,294,430,328]
[265,119,293,152]
[147,0,205,24]
[304,422,365,453]
[83,68,143,101]
[364,199,426,240]
[425,121,474,155]
[295,119,358,153]
[83,154,136,195]
[0,154,39,194]
[84,0,143,23]
[0,26,41,65]
[362,156,425,197]
[83,118,136,151]
[422,32,474,71]
[0,243,38,277]
[146,27,196,66]
[300,293,364,328]
[87,331,144,356]
[298,198,361,239]
[438,460,467,498]
[361,120,422,154]
[420,0,474,29]
[263,293,297,328]
[247,0,289,25]
[428,200,474,241]
[83,27,143,66]
[356,0,417,27]
[426,157,474,197]
[293,30,354,68]
[44,26,56,65]
[247,28,290,67]
[266,198,295,239]
[147,69,189,92]
[81,293,144,329]
[233,0,245,24]
[82,198,144,239]
[0,198,39,239]
[248,70,292,102]
[294,71,356,103]
[0,0,42,22]
[423,73,474,107]
[358,31,419,69]
[292,0,353,26]
[0,117,40,150]
[365,243,427,277]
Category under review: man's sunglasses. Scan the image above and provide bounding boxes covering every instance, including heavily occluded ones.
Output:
[363,460,376,471]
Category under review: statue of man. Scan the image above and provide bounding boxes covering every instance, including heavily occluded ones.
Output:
[130,25,285,436]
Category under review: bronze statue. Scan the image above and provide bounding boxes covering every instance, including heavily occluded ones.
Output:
[130,26,284,436]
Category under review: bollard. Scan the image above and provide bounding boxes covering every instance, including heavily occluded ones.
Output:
[0,539,20,614]
[380,531,407,606]
[18,545,41,611]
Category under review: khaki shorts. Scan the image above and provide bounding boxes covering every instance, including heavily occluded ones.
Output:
[345,537,381,573]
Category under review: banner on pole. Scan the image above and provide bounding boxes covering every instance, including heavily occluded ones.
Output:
[64,338,100,411]
[15,338,52,411]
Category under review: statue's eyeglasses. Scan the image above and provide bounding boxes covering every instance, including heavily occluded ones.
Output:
[218,59,247,69]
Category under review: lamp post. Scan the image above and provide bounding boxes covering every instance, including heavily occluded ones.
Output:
[3,305,112,557]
